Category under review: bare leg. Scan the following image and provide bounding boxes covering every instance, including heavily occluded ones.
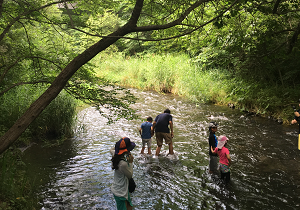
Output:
[155,145,162,156]
[140,147,145,154]
[168,142,174,155]
[147,147,152,155]
[125,200,132,210]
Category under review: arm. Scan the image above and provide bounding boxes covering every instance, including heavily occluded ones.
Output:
[291,119,298,124]
[292,111,300,124]
[226,153,232,167]
[139,127,142,136]
[152,121,156,131]
[210,146,216,154]
[169,121,174,138]
[151,126,154,137]
[119,160,133,179]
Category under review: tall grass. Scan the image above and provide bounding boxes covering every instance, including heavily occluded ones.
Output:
[94,52,296,123]
[29,90,77,142]
[95,53,231,103]
[0,86,77,144]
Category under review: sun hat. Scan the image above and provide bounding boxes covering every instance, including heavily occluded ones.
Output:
[115,137,136,155]
[217,135,229,149]
[208,121,218,128]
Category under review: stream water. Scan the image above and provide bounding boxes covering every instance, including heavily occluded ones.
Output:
[23,89,300,209]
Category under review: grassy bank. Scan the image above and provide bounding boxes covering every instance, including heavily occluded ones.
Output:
[94,52,297,124]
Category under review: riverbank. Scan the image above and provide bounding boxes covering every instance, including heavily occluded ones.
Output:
[94,53,296,125]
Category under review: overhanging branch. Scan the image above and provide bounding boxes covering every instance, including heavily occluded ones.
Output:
[70,0,239,42]
[0,80,51,97]
[287,21,300,54]
[0,0,77,42]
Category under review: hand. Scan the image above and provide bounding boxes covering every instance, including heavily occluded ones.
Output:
[128,153,134,163]
[171,132,174,138]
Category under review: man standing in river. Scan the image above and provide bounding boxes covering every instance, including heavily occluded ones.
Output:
[152,108,174,156]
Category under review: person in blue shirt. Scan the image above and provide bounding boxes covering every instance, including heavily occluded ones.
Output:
[139,117,153,155]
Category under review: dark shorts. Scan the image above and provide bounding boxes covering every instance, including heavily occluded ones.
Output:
[155,132,172,146]
[209,155,218,172]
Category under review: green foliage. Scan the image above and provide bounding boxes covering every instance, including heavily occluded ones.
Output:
[0,149,39,209]
[0,86,77,143]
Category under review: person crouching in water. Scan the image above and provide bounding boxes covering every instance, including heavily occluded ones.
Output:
[110,137,136,210]
[211,135,232,183]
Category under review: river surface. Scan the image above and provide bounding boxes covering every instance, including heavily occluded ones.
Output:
[23,89,300,209]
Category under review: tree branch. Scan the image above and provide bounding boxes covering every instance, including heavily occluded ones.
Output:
[0,57,22,84]
[70,0,238,42]
[0,80,51,97]
[287,21,300,54]
[0,0,76,42]
[63,0,75,28]
[272,0,282,14]
[0,56,63,85]
[134,0,211,32]
[0,0,3,17]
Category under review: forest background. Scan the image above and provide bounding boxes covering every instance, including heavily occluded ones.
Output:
[0,0,300,208]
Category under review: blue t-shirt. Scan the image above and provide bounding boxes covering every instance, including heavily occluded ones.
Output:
[141,121,153,139]
[154,113,172,133]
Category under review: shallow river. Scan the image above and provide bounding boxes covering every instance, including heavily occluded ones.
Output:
[23,89,300,209]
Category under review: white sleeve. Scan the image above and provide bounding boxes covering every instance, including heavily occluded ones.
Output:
[110,147,115,156]
[118,161,133,179]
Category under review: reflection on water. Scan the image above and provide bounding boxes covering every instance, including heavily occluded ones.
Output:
[23,89,300,209]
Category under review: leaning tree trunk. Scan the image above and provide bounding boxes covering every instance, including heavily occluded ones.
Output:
[0,1,143,154]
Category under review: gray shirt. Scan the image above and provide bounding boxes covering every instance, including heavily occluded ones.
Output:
[110,147,133,198]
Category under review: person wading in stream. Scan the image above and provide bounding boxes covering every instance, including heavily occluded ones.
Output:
[152,108,174,156]
[211,135,232,183]
[110,137,136,210]
[291,99,300,150]
[208,122,218,174]
[139,116,153,155]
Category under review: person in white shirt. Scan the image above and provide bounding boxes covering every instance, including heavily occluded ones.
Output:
[110,137,136,210]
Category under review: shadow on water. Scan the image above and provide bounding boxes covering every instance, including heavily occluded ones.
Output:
[23,89,300,209]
